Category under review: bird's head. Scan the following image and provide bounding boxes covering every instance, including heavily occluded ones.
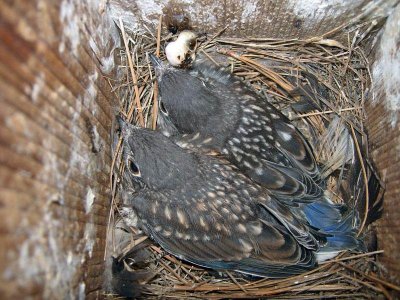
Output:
[149,54,219,135]
[117,117,197,191]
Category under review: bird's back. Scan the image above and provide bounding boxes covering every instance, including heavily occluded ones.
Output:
[159,59,323,201]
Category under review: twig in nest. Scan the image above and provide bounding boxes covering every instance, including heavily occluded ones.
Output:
[118,18,145,126]
[201,49,220,66]
[293,107,362,119]
[217,48,293,92]
[151,15,162,130]
[200,25,229,50]
[338,272,382,293]
[226,271,248,294]
[158,259,188,284]
[339,262,400,292]
[350,124,369,236]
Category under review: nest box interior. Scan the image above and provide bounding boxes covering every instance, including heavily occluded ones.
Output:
[0,0,399,298]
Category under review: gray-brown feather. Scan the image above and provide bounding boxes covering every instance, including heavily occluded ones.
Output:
[156,59,322,201]
[120,125,318,277]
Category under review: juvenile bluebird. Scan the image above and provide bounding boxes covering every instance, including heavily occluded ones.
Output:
[150,54,323,203]
[118,118,360,277]
[149,55,383,247]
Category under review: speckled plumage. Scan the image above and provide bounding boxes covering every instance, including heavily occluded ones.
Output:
[147,55,379,265]
[151,54,323,202]
[119,121,359,277]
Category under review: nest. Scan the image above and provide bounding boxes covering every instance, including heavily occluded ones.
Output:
[104,13,400,299]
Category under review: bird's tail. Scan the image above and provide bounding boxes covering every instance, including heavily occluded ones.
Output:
[299,118,384,261]
[298,198,360,262]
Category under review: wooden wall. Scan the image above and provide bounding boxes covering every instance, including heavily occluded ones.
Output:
[0,0,117,298]
[367,2,400,285]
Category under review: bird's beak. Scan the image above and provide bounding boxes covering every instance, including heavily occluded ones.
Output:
[148,53,162,67]
[116,115,144,140]
[148,53,165,77]
[117,115,130,137]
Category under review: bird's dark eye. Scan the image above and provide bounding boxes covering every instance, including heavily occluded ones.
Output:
[128,158,141,177]
[188,40,196,50]
[160,101,168,115]
[177,55,181,60]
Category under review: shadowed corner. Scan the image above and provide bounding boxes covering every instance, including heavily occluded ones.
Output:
[103,217,154,298]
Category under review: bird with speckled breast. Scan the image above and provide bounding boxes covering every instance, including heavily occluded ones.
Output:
[148,54,383,247]
[118,118,361,277]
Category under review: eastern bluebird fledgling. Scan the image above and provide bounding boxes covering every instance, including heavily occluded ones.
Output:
[118,118,360,277]
[150,54,323,203]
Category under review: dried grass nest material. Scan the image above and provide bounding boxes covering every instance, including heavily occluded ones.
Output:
[105,16,399,299]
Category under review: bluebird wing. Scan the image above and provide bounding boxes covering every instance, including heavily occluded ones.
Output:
[127,189,316,277]
[272,119,320,180]
[169,130,323,201]
[247,159,323,202]
[191,61,322,200]
[191,59,312,161]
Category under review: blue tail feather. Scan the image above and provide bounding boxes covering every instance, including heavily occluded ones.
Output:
[324,233,360,251]
[300,199,359,252]
[302,200,343,231]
